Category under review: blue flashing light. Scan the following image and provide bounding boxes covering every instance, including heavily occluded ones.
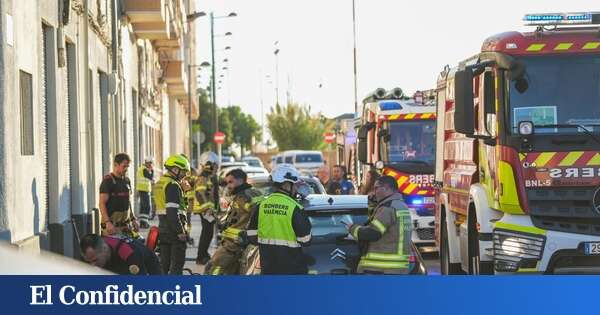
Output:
[405,196,424,206]
[523,12,596,26]
[379,101,402,111]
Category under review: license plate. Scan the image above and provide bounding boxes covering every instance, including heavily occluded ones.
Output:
[584,242,600,255]
[424,197,435,204]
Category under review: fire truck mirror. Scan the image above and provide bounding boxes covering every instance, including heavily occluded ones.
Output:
[514,77,529,94]
[454,69,475,136]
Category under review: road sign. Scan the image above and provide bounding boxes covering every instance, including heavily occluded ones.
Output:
[198,131,206,144]
[214,132,226,144]
[324,132,335,143]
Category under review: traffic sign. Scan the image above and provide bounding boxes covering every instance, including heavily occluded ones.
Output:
[214,132,226,144]
[324,132,335,143]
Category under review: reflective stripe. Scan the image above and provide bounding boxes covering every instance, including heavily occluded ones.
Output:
[257,237,300,248]
[526,43,545,52]
[371,219,386,234]
[554,43,573,51]
[296,234,311,243]
[364,252,409,261]
[583,42,600,50]
[246,230,257,236]
[211,266,222,275]
[495,221,546,236]
[359,260,409,269]
[351,226,360,240]
[165,202,180,208]
[223,227,242,240]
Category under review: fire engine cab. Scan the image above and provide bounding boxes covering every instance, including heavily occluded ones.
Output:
[435,12,600,274]
[357,88,437,251]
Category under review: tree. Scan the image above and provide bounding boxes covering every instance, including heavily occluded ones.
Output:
[267,103,334,151]
[224,106,262,155]
[197,88,233,151]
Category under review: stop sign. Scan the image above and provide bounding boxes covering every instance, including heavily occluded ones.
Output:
[324,132,335,143]
[214,132,226,144]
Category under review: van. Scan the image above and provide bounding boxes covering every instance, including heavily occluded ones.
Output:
[281,150,324,175]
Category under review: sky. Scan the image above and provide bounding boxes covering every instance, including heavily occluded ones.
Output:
[193,0,599,125]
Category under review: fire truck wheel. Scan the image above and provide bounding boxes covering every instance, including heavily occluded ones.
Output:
[440,213,463,275]
[468,206,493,275]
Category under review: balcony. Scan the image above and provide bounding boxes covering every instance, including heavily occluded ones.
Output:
[124,0,171,40]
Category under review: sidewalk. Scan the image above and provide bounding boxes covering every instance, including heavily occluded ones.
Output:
[140,214,217,275]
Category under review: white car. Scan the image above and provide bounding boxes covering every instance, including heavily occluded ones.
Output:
[280,150,325,176]
[242,156,265,168]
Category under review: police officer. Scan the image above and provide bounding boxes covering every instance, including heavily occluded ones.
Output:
[99,153,140,239]
[155,154,190,275]
[347,175,413,274]
[136,157,155,229]
[195,151,220,265]
[207,168,263,275]
[246,164,312,275]
[80,234,161,275]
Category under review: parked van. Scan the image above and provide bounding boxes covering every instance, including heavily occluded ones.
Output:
[281,150,324,175]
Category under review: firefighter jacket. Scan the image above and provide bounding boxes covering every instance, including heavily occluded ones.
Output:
[247,192,312,274]
[350,192,412,274]
[221,183,263,244]
[135,166,153,192]
[193,172,218,214]
[154,174,187,242]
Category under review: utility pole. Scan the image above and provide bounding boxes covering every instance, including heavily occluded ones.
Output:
[210,12,218,151]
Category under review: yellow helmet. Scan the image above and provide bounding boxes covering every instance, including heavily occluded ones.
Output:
[165,154,191,172]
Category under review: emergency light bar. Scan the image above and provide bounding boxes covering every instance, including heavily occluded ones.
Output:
[379,101,402,111]
[523,12,600,26]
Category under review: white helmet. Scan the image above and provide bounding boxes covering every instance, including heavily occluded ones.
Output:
[270,164,301,184]
[144,156,154,164]
[199,151,219,166]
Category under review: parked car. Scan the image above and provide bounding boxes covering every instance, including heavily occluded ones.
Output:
[240,194,427,275]
[219,162,249,173]
[221,155,235,163]
[242,156,265,168]
[218,166,269,179]
[281,150,325,176]
[247,175,326,196]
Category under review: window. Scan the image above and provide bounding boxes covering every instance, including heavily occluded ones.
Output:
[285,156,293,163]
[295,154,323,163]
[20,70,34,155]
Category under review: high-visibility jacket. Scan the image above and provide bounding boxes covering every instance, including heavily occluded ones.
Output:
[192,173,217,214]
[136,166,152,192]
[350,193,413,274]
[154,175,184,216]
[247,192,312,275]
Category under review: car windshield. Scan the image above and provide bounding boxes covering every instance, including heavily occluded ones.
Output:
[385,120,436,164]
[307,208,368,242]
[245,159,261,167]
[509,55,600,135]
[295,154,323,163]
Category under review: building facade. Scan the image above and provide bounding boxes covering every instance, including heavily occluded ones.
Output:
[0,0,198,258]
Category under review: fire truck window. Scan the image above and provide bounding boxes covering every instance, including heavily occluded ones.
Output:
[509,55,600,134]
[386,120,436,164]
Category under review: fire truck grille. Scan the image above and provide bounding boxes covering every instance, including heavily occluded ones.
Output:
[416,228,435,240]
[528,187,600,236]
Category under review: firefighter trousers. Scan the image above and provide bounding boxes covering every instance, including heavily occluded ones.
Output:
[207,240,243,275]
[160,240,187,275]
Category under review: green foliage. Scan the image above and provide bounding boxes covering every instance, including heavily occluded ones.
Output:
[267,103,334,151]
[197,88,261,153]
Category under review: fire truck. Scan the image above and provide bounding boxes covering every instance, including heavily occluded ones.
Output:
[357,88,437,250]
[435,12,600,274]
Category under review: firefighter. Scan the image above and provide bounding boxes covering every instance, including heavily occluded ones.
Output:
[80,234,161,275]
[99,153,140,239]
[155,154,190,275]
[136,157,155,229]
[195,151,220,265]
[347,175,413,274]
[206,168,263,275]
[246,164,312,275]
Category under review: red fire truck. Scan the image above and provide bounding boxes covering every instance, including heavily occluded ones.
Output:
[357,88,437,250]
[435,12,600,274]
